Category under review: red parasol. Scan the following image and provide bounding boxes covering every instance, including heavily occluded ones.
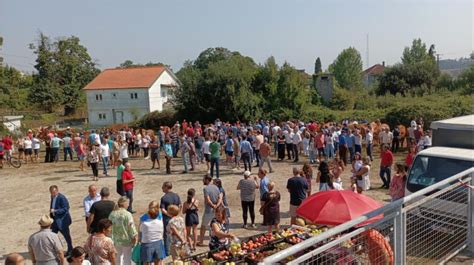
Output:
[296,190,382,226]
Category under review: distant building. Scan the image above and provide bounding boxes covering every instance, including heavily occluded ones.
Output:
[314,73,335,103]
[83,66,180,127]
[363,62,385,87]
[1,115,23,132]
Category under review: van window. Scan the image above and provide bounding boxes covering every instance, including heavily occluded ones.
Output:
[407,155,473,193]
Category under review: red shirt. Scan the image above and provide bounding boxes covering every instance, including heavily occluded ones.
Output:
[380,150,394,167]
[2,137,12,150]
[187,127,194,138]
[315,134,325,149]
[405,152,415,168]
[122,169,135,191]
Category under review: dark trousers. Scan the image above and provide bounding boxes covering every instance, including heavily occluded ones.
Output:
[254,149,261,166]
[125,189,133,211]
[277,144,285,160]
[63,147,73,161]
[379,166,391,187]
[90,162,98,177]
[51,148,59,162]
[355,144,362,155]
[52,225,73,253]
[165,157,172,174]
[143,147,149,157]
[348,147,355,163]
[366,143,373,161]
[210,157,220,178]
[241,200,255,225]
[45,147,51,163]
[286,143,293,160]
[339,145,348,165]
[293,144,299,162]
[241,153,251,171]
[116,179,124,196]
[392,139,400,153]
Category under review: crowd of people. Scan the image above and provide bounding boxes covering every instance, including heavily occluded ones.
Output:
[2,118,431,265]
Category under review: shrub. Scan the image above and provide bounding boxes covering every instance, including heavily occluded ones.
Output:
[133,110,177,129]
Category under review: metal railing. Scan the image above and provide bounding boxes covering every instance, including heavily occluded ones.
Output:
[262,167,474,264]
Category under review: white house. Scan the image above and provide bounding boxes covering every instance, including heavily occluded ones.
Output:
[83,66,180,126]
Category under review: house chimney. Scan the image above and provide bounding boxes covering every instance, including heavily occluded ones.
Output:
[382,61,385,67]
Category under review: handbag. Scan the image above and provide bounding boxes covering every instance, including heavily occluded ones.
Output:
[132,244,141,264]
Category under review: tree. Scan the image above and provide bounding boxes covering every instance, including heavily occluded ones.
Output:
[29,33,99,114]
[118,60,170,69]
[456,65,474,95]
[314,57,322,74]
[328,47,363,90]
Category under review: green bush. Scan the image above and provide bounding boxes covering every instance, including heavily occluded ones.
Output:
[133,110,177,129]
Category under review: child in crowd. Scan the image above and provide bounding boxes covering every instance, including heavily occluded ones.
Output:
[182,189,199,252]
[389,162,407,201]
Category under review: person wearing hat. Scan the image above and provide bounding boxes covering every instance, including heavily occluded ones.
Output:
[49,185,73,257]
[237,171,259,229]
[28,214,65,265]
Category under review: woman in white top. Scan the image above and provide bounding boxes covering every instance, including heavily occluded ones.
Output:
[201,137,211,171]
[23,137,33,164]
[355,157,371,193]
[140,201,165,265]
[100,142,110,177]
[32,135,41,163]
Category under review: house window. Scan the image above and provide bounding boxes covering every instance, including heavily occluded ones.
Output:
[96,94,103,101]
[112,93,117,99]
[161,91,167,98]
[130,93,138,99]
[98,113,107,120]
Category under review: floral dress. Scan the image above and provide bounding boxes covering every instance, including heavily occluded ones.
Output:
[167,217,187,259]
[84,234,116,265]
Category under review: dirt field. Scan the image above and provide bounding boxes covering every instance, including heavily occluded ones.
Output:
[0,148,399,262]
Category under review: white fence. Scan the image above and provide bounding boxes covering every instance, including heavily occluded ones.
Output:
[262,167,474,264]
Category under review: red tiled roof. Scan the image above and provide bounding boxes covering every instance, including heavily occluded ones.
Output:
[363,64,385,75]
[83,66,166,90]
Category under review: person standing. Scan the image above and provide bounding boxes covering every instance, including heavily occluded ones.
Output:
[254,130,264,167]
[119,139,129,164]
[379,144,394,189]
[261,181,281,233]
[139,201,166,265]
[166,205,188,261]
[32,134,41,163]
[240,136,253,172]
[122,162,136,213]
[259,139,273,173]
[49,185,73,256]
[292,128,301,163]
[182,189,199,251]
[149,135,161,170]
[28,215,65,265]
[164,138,173,174]
[84,219,116,265]
[237,171,259,229]
[116,161,125,196]
[365,129,373,161]
[198,174,222,247]
[83,185,101,226]
[284,129,293,160]
[180,136,190,174]
[160,181,182,256]
[202,136,211,171]
[209,136,221,178]
[87,145,100,181]
[0,139,4,169]
[51,134,62,163]
[108,197,138,265]
[62,134,73,161]
[100,141,110,177]
[258,169,270,206]
[87,187,115,234]
[286,167,308,225]
[188,137,196,171]
[338,131,348,166]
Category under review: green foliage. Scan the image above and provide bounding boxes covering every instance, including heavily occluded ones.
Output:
[174,48,311,122]
[0,65,33,110]
[456,65,474,95]
[329,87,355,110]
[29,33,99,115]
[314,57,322,74]
[328,47,363,90]
[378,39,439,95]
[134,110,177,129]
[118,60,170,69]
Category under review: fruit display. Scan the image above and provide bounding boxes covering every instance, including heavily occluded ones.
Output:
[241,239,263,252]
[228,242,247,257]
[200,257,216,265]
[247,251,266,262]
[211,250,230,261]
[287,235,304,244]
[275,242,292,251]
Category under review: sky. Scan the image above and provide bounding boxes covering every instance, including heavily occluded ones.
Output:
[0,0,472,73]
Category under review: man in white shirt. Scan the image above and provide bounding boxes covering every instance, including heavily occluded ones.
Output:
[365,129,373,161]
[83,185,101,224]
[100,139,110,176]
[119,140,129,164]
[292,128,302,162]
[283,129,293,160]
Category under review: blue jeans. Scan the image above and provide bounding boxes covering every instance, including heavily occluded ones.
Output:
[348,147,355,162]
[308,150,316,162]
[379,166,391,187]
[366,143,373,161]
[325,144,335,159]
[101,156,109,175]
[63,147,73,161]
[51,147,59,162]
[210,157,219,178]
[125,189,134,212]
[197,149,203,162]
[182,153,189,172]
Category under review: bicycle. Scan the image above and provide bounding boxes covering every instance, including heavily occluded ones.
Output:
[3,152,22,168]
